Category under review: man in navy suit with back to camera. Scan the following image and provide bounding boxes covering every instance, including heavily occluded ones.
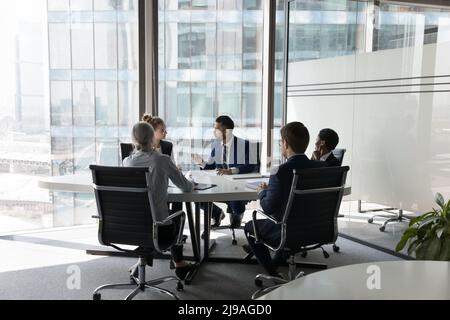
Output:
[244,122,326,277]
[192,115,259,228]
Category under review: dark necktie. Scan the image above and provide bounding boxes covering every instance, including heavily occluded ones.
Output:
[223,144,228,169]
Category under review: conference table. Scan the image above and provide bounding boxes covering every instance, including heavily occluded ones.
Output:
[39,171,351,284]
[258,261,450,300]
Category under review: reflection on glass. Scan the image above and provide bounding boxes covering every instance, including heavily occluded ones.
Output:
[159,0,264,170]
[0,0,139,234]
[95,23,118,69]
[285,0,450,257]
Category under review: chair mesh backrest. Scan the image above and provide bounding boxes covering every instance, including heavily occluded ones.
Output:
[90,165,155,248]
[332,148,346,166]
[120,143,134,162]
[284,166,349,250]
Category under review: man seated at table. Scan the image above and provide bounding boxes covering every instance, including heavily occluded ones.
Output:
[192,115,259,228]
[244,122,326,277]
[311,128,341,167]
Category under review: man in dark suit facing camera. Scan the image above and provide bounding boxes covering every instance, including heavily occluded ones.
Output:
[192,115,259,228]
[243,122,326,277]
[311,128,341,167]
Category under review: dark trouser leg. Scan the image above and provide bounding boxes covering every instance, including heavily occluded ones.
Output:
[170,245,183,263]
[170,202,183,213]
[159,215,184,263]
[244,222,278,276]
[200,203,222,220]
[228,201,248,228]
[228,201,247,217]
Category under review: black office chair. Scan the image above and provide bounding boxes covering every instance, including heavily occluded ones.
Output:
[250,166,350,299]
[90,165,185,300]
[333,148,347,166]
[331,148,346,252]
[211,141,262,245]
[120,143,134,161]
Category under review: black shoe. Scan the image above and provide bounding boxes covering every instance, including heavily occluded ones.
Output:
[175,263,197,280]
[212,211,225,228]
[230,214,243,229]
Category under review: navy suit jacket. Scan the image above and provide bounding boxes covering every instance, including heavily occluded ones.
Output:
[259,155,326,221]
[325,153,341,167]
[204,136,259,174]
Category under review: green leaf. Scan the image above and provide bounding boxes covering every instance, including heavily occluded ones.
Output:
[437,227,446,239]
[439,237,450,261]
[425,237,442,260]
[417,216,441,230]
[415,241,429,260]
[407,239,420,256]
[409,212,434,227]
[396,228,418,252]
[436,193,445,209]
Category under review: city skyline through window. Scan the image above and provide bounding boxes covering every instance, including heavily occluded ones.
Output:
[0,0,139,233]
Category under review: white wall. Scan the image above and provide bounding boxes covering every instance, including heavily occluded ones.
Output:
[287,42,450,213]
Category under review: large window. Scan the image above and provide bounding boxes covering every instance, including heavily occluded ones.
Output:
[48,0,139,228]
[158,0,264,169]
[0,0,139,234]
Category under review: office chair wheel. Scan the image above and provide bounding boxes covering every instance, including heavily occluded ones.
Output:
[379,226,386,232]
[201,232,205,240]
[177,281,184,292]
[232,239,238,246]
[170,260,175,270]
[323,251,330,259]
[182,235,188,244]
[255,279,263,288]
[301,252,308,258]
[93,293,101,301]
[368,218,374,224]
[333,245,340,253]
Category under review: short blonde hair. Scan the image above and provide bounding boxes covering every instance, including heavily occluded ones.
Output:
[131,122,154,152]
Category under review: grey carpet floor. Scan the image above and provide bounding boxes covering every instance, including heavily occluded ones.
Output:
[0,230,401,300]
[338,216,410,257]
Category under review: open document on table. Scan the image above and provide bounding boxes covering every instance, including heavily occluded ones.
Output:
[245,178,270,190]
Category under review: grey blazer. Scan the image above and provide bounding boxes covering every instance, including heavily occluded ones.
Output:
[123,150,194,224]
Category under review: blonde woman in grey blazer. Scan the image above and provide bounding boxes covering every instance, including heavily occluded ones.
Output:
[123,121,196,280]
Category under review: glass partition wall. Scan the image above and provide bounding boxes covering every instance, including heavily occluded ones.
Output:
[286,0,450,256]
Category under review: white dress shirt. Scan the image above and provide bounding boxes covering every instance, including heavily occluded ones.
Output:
[223,136,239,174]
[320,152,332,162]
[203,134,239,174]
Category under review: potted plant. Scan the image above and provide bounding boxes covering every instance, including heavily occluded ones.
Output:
[396,193,450,260]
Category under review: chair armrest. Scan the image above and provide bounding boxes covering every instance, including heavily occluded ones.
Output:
[252,209,285,252]
[252,209,280,244]
[253,209,280,224]
[155,210,185,226]
[153,211,187,254]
